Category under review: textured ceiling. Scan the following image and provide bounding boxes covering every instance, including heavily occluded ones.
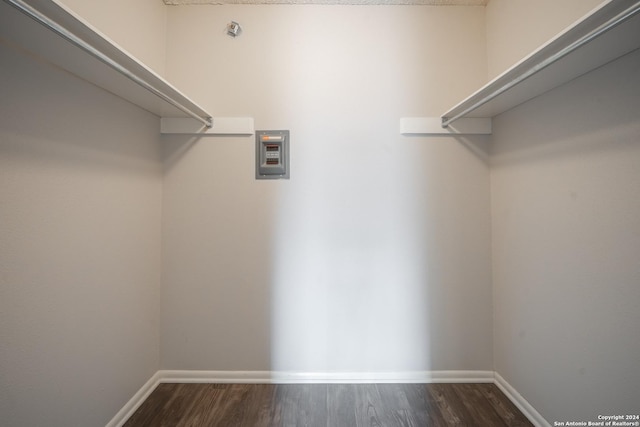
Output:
[164,0,488,5]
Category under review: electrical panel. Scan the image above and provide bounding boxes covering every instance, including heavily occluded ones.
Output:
[255,130,290,180]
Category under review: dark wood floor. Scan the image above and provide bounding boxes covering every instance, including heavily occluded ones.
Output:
[123,382,533,426]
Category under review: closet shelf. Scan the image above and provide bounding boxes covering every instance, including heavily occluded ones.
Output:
[441,0,640,128]
[0,0,252,135]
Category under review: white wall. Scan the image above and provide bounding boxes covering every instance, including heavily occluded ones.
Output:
[485,0,603,79]
[0,40,163,427]
[59,0,168,75]
[490,37,640,426]
[161,5,493,373]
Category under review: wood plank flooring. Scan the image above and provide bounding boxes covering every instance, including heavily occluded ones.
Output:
[123,383,533,426]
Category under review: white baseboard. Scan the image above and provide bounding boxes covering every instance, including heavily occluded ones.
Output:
[494,372,551,427]
[105,371,161,427]
[107,370,548,427]
[158,369,495,384]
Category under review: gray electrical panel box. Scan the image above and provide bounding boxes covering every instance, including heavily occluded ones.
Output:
[256,130,290,180]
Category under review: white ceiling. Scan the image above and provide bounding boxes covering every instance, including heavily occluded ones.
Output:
[164,0,487,5]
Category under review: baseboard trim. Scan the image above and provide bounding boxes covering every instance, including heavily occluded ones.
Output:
[106,371,161,427]
[494,372,551,427]
[158,369,495,384]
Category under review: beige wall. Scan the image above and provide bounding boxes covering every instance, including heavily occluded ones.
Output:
[161,5,493,373]
[485,0,603,79]
[490,29,640,427]
[487,1,640,423]
[0,40,163,426]
[59,0,168,75]
[5,1,638,424]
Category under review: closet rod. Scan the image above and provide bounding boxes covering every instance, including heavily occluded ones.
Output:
[441,0,640,128]
[5,0,213,128]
